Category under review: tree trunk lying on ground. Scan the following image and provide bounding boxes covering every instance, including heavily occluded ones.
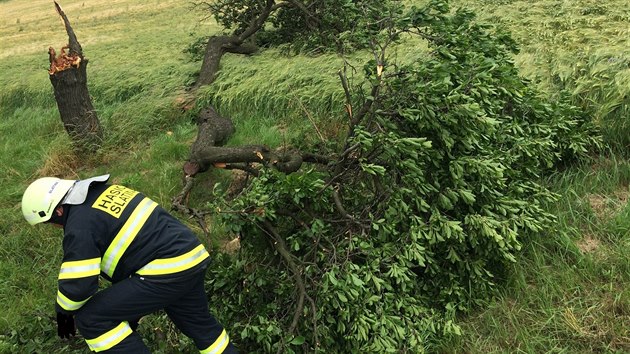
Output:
[183,105,330,177]
[49,1,103,152]
[175,105,331,234]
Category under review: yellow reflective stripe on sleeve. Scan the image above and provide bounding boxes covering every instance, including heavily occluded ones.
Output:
[200,329,229,354]
[136,244,209,276]
[85,321,133,352]
[101,198,158,277]
[59,257,101,280]
[56,290,90,311]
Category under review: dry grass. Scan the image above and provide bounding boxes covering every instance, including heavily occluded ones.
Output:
[0,0,192,59]
[576,233,601,254]
[220,236,241,254]
[36,147,84,178]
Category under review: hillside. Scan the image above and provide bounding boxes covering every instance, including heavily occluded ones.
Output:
[0,0,628,352]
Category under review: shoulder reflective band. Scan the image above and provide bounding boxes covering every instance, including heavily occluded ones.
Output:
[57,290,91,311]
[85,321,133,352]
[200,329,229,354]
[101,198,158,277]
[136,244,209,276]
[59,257,101,279]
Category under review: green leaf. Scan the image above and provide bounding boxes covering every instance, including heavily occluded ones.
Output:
[289,336,305,345]
[350,274,365,286]
[328,270,339,286]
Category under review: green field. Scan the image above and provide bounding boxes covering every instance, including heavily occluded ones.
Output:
[0,0,628,352]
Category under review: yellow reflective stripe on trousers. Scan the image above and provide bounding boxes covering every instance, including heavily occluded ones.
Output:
[200,329,229,354]
[137,244,209,276]
[85,321,133,352]
[56,290,90,311]
[101,198,158,277]
[59,257,101,279]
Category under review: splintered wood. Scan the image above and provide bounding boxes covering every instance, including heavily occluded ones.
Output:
[48,45,81,75]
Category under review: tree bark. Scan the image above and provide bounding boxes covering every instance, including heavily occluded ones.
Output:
[185,105,236,174]
[49,1,103,152]
[195,36,258,88]
[183,104,271,175]
[183,105,331,177]
[186,142,327,176]
[193,0,281,88]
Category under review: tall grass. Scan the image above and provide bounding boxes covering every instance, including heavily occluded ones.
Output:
[196,37,432,149]
[195,51,347,149]
[441,2,630,350]
[451,0,630,152]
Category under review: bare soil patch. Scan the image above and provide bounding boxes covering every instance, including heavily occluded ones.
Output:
[586,187,629,220]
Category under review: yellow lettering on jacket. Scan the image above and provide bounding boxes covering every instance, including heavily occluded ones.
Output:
[92,185,138,218]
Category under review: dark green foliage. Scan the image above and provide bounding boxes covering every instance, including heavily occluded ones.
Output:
[258,0,402,53]
[1,309,198,353]
[201,0,401,53]
[204,0,270,35]
[0,306,87,353]
[205,1,600,352]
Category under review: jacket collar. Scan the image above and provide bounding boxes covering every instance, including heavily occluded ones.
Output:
[61,174,110,205]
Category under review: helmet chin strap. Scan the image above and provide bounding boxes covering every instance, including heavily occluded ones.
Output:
[47,204,69,226]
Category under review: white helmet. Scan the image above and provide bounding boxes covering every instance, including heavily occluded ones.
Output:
[21,177,76,225]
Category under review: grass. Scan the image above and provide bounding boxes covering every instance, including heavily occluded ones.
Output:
[0,0,629,352]
[450,0,630,153]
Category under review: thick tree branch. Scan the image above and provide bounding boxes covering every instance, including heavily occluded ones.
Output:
[285,0,320,30]
[194,35,259,88]
[238,0,275,41]
[194,0,275,88]
[260,219,306,350]
[184,105,332,177]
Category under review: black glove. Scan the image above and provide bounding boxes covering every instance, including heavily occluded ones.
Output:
[56,312,76,339]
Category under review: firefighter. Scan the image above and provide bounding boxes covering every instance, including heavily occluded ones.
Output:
[21,174,237,353]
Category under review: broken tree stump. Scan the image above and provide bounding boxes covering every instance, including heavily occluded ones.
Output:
[49,1,103,152]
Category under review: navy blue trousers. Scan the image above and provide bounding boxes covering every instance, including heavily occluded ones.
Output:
[74,268,237,353]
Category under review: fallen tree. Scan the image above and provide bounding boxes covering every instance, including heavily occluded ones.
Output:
[182,106,313,176]
[176,1,600,352]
